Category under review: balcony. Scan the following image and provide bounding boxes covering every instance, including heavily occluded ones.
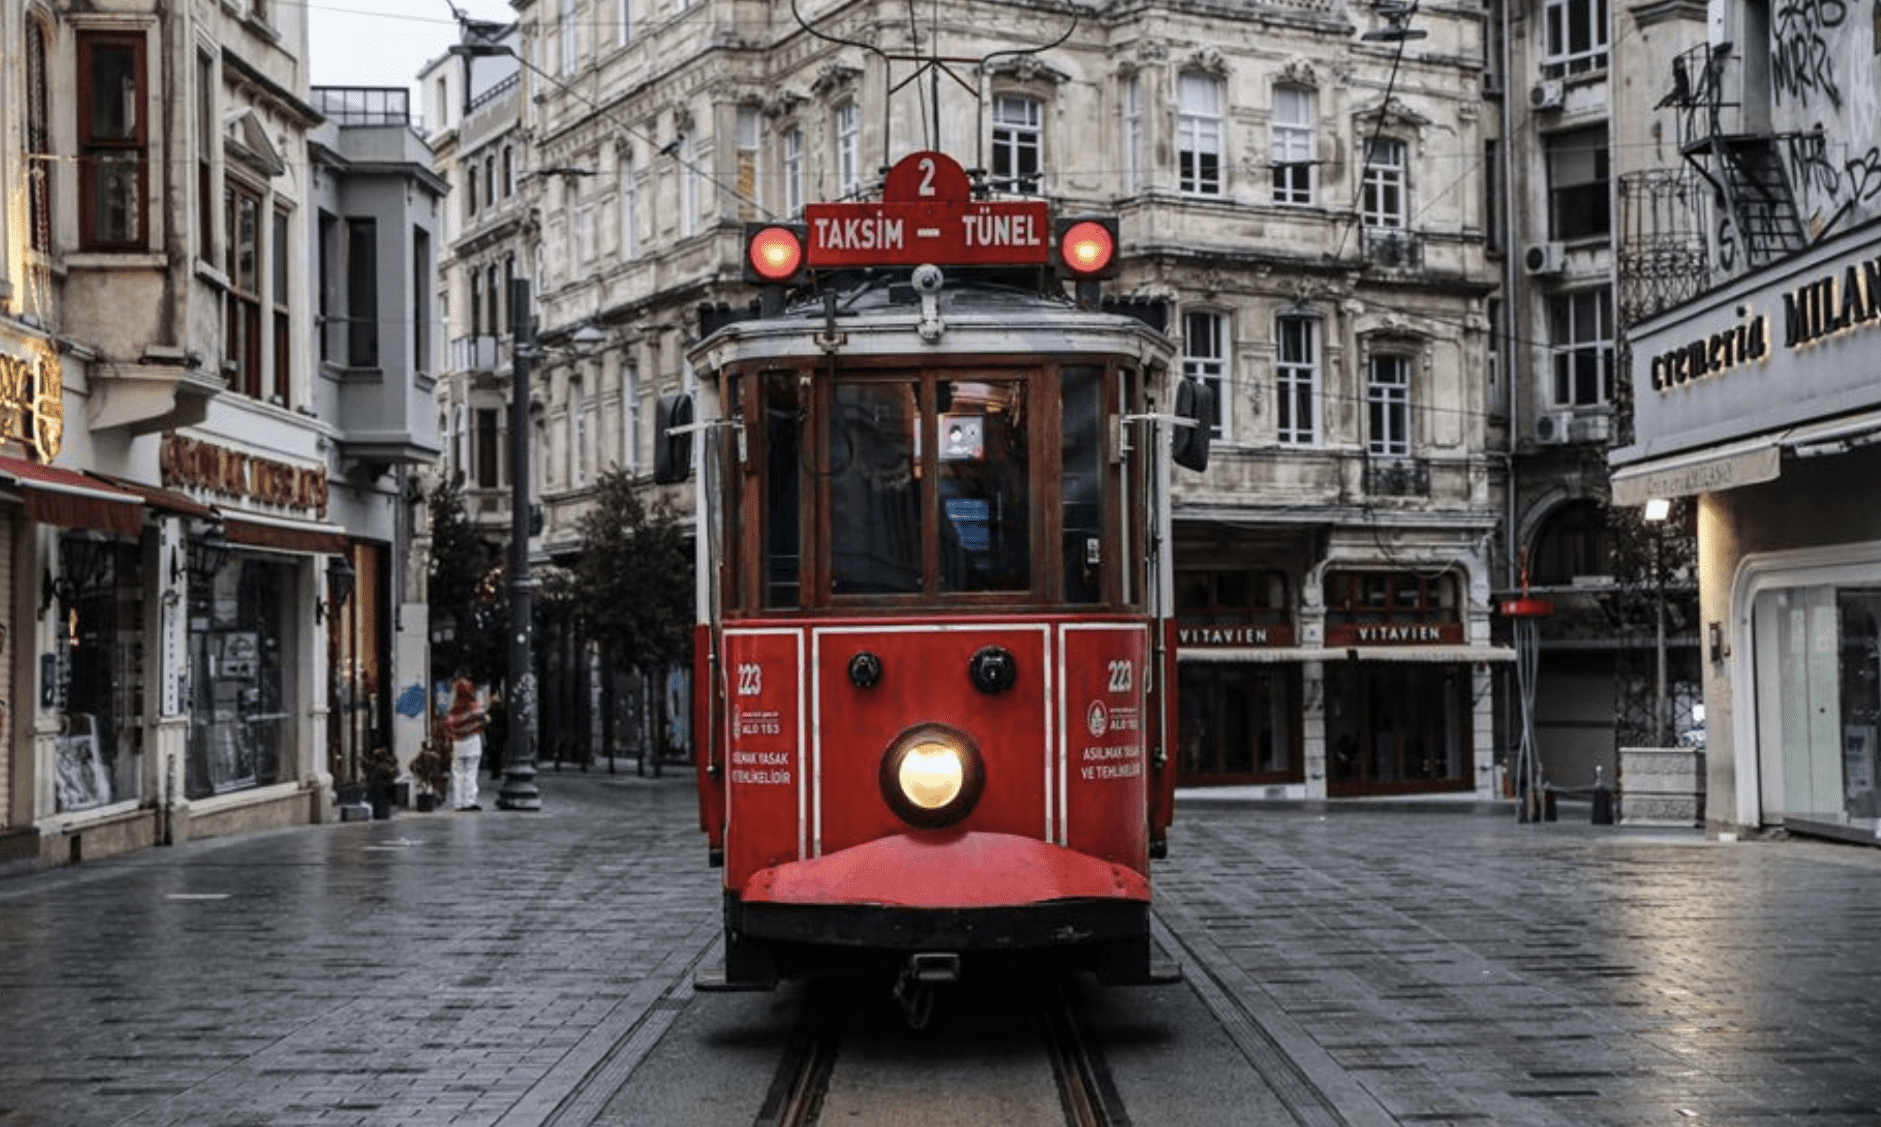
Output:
[451,334,504,374]
[1364,457,1430,498]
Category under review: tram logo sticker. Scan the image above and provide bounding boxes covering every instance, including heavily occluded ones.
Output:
[1087,700,1109,738]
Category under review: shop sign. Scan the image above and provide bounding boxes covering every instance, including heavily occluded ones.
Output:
[1324,622,1464,647]
[0,334,64,462]
[1176,621,1297,647]
[158,433,329,518]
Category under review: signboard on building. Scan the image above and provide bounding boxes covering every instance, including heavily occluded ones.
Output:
[0,331,65,462]
[1620,226,1881,471]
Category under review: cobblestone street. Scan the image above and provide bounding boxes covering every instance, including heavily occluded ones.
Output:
[2,773,1877,1125]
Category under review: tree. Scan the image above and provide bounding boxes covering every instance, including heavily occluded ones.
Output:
[574,469,693,768]
[426,480,507,688]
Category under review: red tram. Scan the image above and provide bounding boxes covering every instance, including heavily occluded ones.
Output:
[665,152,1208,995]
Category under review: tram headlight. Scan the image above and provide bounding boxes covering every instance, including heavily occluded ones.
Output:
[880,725,985,828]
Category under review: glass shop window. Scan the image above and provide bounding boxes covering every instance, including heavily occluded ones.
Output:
[186,556,293,798]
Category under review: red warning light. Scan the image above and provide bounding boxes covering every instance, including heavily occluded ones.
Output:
[1057,219,1117,279]
[747,225,805,283]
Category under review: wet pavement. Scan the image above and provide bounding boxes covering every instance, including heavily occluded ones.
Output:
[1,769,1878,1126]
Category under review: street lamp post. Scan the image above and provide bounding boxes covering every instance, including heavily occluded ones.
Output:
[499,277,541,811]
[1644,498,1672,748]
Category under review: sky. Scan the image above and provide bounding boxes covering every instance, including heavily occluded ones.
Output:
[306,0,504,92]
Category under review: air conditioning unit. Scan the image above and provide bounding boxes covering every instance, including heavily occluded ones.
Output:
[1530,79,1566,111]
[1535,410,1575,444]
[1524,241,1567,275]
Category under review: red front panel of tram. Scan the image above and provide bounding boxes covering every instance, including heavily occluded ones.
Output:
[811,622,1051,859]
[717,618,1152,895]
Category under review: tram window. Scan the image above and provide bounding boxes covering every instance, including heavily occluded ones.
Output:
[763,372,802,608]
[1061,366,1103,603]
[938,379,1030,593]
[830,383,924,594]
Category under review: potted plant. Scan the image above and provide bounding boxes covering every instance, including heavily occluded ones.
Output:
[363,744,400,819]
[408,731,451,811]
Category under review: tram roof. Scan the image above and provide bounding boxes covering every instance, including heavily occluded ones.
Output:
[688,272,1175,374]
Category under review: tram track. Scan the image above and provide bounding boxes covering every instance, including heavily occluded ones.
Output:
[750,975,1130,1127]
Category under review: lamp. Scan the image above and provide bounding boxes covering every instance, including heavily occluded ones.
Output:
[317,555,357,624]
[172,524,233,584]
[39,537,114,619]
[1643,497,1671,522]
[430,607,458,646]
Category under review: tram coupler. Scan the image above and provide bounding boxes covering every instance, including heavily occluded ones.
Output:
[894,953,958,1030]
[907,951,962,984]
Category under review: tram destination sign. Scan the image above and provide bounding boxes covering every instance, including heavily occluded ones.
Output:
[804,151,1050,269]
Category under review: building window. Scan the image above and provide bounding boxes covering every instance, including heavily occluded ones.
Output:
[1546,125,1610,240]
[318,212,337,364]
[1360,138,1407,229]
[569,179,587,277]
[618,0,632,46]
[195,50,215,262]
[620,153,638,258]
[1367,354,1412,456]
[27,18,54,253]
[475,408,500,487]
[503,145,515,196]
[486,262,503,337]
[413,226,431,377]
[1549,288,1613,407]
[186,556,293,799]
[466,160,479,215]
[1276,314,1318,445]
[225,183,264,397]
[991,95,1042,194]
[622,361,641,471]
[1177,72,1223,197]
[570,379,587,486]
[736,105,763,221]
[1543,0,1609,77]
[1183,310,1229,441]
[273,209,291,402]
[783,127,804,216]
[484,155,496,211]
[1117,75,1142,194]
[347,218,379,368]
[1271,85,1314,205]
[835,101,860,198]
[679,135,698,237]
[78,31,149,250]
[560,0,578,74]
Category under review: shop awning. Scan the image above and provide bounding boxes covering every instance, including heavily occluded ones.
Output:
[224,514,349,555]
[1179,645,1515,664]
[0,455,144,537]
[1610,406,1881,506]
[85,472,220,519]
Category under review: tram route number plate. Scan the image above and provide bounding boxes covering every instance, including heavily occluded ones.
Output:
[805,151,1051,268]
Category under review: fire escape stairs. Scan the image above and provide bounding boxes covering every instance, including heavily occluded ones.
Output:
[1707,135,1807,265]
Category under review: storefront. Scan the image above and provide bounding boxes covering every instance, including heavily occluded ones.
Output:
[1613,220,1881,841]
[1174,562,1506,796]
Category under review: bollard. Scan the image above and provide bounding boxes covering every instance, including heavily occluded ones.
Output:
[1591,766,1614,825]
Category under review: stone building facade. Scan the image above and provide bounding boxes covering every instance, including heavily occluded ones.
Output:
[428,0,1511,796]
[0,0,439,869]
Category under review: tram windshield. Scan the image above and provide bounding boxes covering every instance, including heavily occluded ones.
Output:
[736,362,1136,613]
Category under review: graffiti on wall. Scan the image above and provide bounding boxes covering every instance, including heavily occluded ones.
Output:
[1767,0,1881,234]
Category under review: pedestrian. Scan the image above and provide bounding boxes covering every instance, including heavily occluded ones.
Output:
[485,688,507,781]
[443,679,488,811]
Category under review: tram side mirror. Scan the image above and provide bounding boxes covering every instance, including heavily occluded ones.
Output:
[653,392,694,484]
[1171,378,1213,473]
